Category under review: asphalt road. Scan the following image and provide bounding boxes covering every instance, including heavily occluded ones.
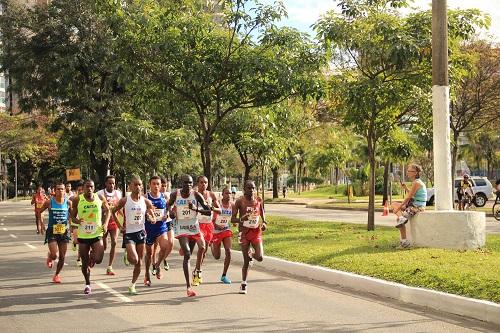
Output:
[265,204,500,234]
[0,200,498,332]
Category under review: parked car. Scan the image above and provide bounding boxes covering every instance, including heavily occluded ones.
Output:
[426,176,494,207]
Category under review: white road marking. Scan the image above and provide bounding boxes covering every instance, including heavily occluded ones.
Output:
[2,227,7,231]
[95,282,133,303]
[9,234,17,239]
[0,222,4,225]
[24,243,36,249]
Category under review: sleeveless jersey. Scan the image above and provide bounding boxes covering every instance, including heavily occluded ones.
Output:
[173,189,200,237]
[242,199,262,229]
[146,192,168,234]
[48,197,69,235]
[34,194,45,211]
[198,192,213,224]
[124,194,147,234]
[77,193,103,239]
[213,201,232,234]
[97,189,122,224]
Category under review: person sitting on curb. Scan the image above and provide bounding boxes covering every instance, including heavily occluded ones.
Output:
[391,163,427,249]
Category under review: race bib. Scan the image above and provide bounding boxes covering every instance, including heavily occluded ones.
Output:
[81,221,96,234]
[36,203,43,209]
[215,216,229,228]
[178,207,193,220]
[153,208,164,222]
[243,213,259,228]
[53,224,66,235]
[132,211,143,224]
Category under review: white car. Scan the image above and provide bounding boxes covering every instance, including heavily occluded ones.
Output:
[426,176,494,207]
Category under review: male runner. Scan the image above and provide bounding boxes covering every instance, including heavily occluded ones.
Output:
[143,176,174,286]
[71,179,110,295]
[231,180,267,294]
[71,181,84,266]
[31,185,48,234]
[112,176,155,295]
[65,182,74,199]
[39,181,72,283]
[194,175,220,285]
[211,186,233,284]
[159,177,172,271]
[168,175,211,297]
[97,175,123,275]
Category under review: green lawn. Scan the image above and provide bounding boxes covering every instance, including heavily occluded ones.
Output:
[238,216,500,303]
[287,185,404,201]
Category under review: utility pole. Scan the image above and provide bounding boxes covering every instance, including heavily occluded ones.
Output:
[432,0,453,211]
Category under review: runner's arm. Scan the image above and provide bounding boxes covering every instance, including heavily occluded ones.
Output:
[167,191,176,219]
[112,197,127,228]
[38,199,50,214]
[99,194,111,231]
[259,198,267,231]
[31,195,35,205]
[144,198,156,224]
[192,192,211,216]
[231,199,247,225]
[401,181,421,207]
[210,192,221,214]
[70,196,82,224]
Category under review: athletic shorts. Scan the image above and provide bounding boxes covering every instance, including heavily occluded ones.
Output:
[45,227,71,244]
[77,237,102,245]
[212,230,233,246]
[175,233,202,242]
[238,228,262,246]
[199,223,214,244]
[146,229,168,246]
[106,220,119,232]
[122,230,146,248]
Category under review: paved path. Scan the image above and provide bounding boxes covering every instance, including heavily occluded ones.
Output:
[265,204,500,234]
[0,201,498,332]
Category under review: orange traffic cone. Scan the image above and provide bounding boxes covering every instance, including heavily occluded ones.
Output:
[382,201,389,216]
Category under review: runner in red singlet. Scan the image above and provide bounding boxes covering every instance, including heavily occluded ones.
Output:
[31,185,48,235]
[231,180,267,294]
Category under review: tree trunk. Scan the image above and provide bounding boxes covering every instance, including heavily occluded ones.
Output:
[272,166,279,199]
[367,128,376,231]
[200,137,213,190]
[382,160,390,206]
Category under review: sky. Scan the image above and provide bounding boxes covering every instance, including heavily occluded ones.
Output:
[262,0,500,42]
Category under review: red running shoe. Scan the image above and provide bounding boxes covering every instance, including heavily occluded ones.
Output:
[52,274,61,283]
[187,288,197,297]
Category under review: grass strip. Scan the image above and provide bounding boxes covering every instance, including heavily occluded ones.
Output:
[239,215,500,303]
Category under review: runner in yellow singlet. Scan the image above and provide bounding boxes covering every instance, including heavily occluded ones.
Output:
[70,179,110,295]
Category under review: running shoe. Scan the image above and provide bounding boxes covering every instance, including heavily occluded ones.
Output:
[155,266,162,280]
[76,259,82,267]
[84,285,92,295]
[52,274,61,284]
[198,272,203,284]
[123,253,130,266]
[220,275,231,284]
[239,283,247,294]
[187,288,197,297]
[163,260,169,271]
[106,267,115,276]
[128,285,138,295]
[192,273,201,286]
[395,216,408,228]
[72,242,77,251]
[151,265,157,276]
[144,279,151,287]
[46,257,53,269]
[398,239,411,249]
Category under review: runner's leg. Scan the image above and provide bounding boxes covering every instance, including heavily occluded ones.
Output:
[179,237,192,289]
[222,237,232,276]
[79,243,91,286]
[107,228,118,270]
[55,242,67,276]
[144,243,153,284]
[132,243,144,284]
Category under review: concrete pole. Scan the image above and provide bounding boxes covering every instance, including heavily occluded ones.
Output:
[432,0,453,211]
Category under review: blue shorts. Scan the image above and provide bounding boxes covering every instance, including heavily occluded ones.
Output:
[145,222,171,245]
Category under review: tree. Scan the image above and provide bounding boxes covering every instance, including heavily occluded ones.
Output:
[1,0,128,186]
[124,0,321,188]
[450,41,500,178]
[315,0,487,230]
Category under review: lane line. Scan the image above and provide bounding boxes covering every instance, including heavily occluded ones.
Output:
[24,243,36,249]
[9,234,17,239]
[95,282,133,303]
[0,222,4,225]
[2,227,7,231]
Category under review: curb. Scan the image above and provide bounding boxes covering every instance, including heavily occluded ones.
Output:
[231,252,500,326]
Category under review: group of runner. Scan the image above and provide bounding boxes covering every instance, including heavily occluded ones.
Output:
[32,174,267,297]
